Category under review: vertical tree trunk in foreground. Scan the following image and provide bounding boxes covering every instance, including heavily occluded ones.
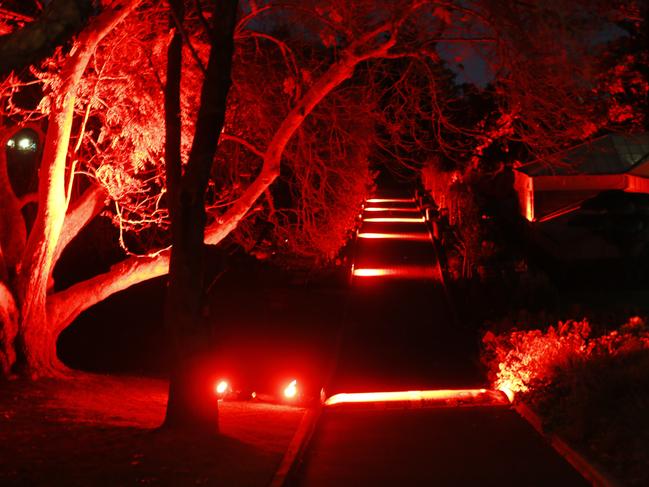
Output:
[162,0,238,432]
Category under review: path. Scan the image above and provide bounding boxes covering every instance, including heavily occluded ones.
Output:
[289,192,589,487]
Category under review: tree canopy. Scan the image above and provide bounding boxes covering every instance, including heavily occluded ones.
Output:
[0,0,646,377]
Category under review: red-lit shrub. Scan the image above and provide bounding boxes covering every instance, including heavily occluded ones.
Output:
[482,317,649,397]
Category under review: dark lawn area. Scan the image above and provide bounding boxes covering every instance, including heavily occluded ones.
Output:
[0,374,304,487]
[2,258,348,486]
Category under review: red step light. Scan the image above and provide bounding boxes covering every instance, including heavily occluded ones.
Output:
[325,389,511,408]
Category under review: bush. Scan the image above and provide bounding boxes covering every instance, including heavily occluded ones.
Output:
[482,317,649,486]
[482,317,649,396]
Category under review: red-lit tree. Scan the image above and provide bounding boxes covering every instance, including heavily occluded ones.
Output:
[0,0,142,377]
[0,0,640,380]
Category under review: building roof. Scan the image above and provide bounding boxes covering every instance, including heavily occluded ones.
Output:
[516,133,649,177]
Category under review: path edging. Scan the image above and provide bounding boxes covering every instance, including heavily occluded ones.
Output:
[514,401,619,487]
[268,405,322,487]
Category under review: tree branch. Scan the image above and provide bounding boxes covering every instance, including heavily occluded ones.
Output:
[47,252,170,334]
[45,11,419,334]
[50,184,106,274]
[220,133,264,158]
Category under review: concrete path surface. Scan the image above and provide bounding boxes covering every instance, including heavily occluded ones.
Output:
[294,406,588,487]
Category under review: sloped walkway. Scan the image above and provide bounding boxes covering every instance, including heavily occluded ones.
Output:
[289,193,588,486]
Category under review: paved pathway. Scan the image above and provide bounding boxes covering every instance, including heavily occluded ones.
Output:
[290,192,589,486]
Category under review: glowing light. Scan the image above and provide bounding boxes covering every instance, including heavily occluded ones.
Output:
[6,139,15,148]
[364,207,418,212]
[358,232,430,241]
[284,380,298,399]
[352,265,434,279]
[499,386,515,403]
[363,217,425,223]
[325,389,510,407]
[366,198,415,203]
[15,137,37,151]
[353,268,389,277]
[215,380,229,395]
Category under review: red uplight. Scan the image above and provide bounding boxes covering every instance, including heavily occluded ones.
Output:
[284,380,298,399]
[215,380,229,395]
[499,386,515,403]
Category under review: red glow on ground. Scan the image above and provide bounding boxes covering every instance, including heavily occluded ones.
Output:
[357,232,430,241]
[325,389,510,407]
[363,217,425,223]
[366,198,415,203]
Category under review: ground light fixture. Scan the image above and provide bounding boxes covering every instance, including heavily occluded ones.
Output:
[283,379,298,399]
[214,380,230,398]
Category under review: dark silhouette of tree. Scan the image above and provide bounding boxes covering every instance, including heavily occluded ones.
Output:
[162,0,237,431]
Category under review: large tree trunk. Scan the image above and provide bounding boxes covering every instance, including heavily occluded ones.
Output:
[12,0,140,378]
[162,0,237,432]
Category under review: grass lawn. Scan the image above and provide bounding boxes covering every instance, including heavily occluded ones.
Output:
[0,373,304,486]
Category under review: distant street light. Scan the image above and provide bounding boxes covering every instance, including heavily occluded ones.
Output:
[6,135,38,152]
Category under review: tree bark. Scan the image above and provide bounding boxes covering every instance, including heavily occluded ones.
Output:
[0,281,18,376]
[162,0,238,432]
[14,0,140,378]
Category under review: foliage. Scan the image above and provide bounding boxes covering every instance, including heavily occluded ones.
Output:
[482,316,649,395]
[531,350,649,486]
[484,315,649,486]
